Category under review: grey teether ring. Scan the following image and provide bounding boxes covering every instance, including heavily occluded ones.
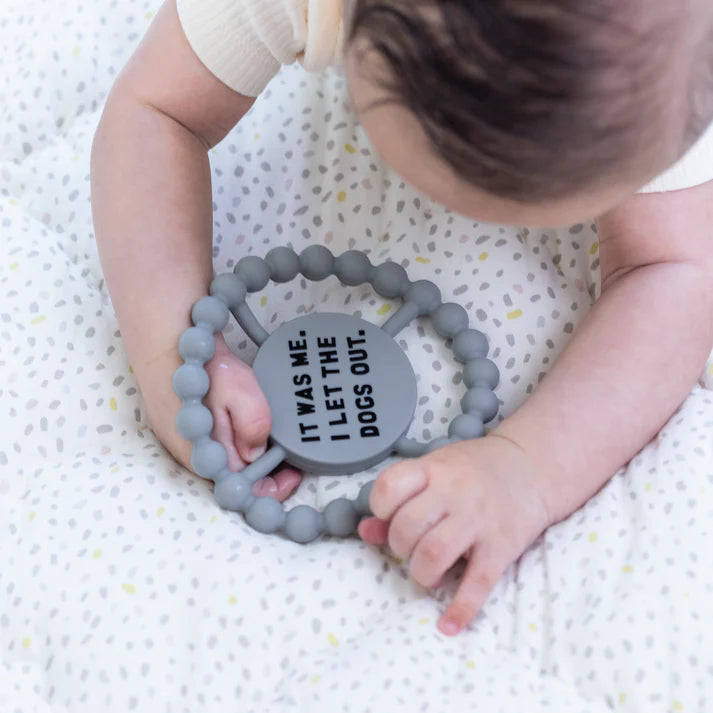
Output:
[173,246,500,543]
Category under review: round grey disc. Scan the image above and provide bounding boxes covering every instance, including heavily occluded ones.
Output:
[252,313,417,473]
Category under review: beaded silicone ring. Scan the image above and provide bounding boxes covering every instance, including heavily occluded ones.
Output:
[172,246,500,543]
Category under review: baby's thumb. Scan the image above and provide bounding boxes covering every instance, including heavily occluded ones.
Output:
[226,366,272,463]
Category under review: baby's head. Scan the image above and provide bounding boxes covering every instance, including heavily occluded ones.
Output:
[343,0,713,225]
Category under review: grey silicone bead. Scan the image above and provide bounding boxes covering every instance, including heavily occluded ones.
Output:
[452,328,489,361]
[190,438,228,480]
[213,467,233,483]
[172,364,210,400]
[210,273,248,309]
[432,303,469,338]
[265,246,300,283]
[299,244,334,281]
[323,498,360,536]
[354,480,375,516]
[176,403,214,441]
[448,413,486,440]
[426,436,452,453]
[191,296,230,333]
[406,280,442,315]
[463,357,500,389]
[284,505,324,544]
[461,387,499,422]
[234,256,271,292]
[178,326,216,364]
[245,496,287,534]
[214,473,254,511]
[334,250,373,286]
[394,437,429,458]
[370,262,410,298]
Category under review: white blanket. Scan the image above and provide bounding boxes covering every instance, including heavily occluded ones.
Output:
[2,2,713,712]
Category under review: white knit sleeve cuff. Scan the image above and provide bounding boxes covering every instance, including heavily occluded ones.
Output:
[177,0,303,97]
[177,0,341,98]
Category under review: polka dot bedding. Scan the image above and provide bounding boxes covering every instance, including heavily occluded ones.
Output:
[2,2,713,712]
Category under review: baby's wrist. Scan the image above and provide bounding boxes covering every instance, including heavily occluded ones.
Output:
[488,425,565,528]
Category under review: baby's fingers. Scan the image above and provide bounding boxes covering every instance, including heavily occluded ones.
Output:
[252,467,302,501]
[358,516,389,544]
[211,405,246,472]
[438,551,503,636]
[370,460,428,521]
[409,515,475,589]
[224,363,272,463]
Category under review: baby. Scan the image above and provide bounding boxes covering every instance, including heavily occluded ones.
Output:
[91,0,713,636]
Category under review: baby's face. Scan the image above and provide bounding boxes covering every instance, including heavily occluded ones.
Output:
[344,46,649,227]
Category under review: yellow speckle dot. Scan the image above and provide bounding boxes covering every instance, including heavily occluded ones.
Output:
[528,622,537,632]
[228,595,237,605]
[327,633,339,646]
[92,549,102,559]
[619,693,627,704]
[507,309,523,320]
[111,466,120,474]
[73,46,81,57]
[70,155,78,162]
[377,303,393,316]
[418,617,430,625]
[588,532,598,543]
[156,507,165,517]
[337,191,347,202]
[145,10,155,19]
[589,241,599,255]
[345,143,357,154]
[22,638,31,649]
[30,315,46,325]
[210,515,217,524]
[415,257,430,264]
[122,583,136,595]
[622,565,633,574]
[645,482,652,492]
[478,252,488,261]
[9,198,18,206]
[311,674,321,684]
[673,701,684,711]
[708,363,713,376]
[260,295,267,307]
[128,365,134,374]
[9,261,18,270]
[28,511,36,522]
[254,132,260,140]
[466,660,476,670]
[110,397,118,411]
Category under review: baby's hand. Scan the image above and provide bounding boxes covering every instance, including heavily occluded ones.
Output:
[358,434,552,635]
[203,334,301,500]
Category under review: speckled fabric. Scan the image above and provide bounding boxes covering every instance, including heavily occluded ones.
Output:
[2,2,713,712]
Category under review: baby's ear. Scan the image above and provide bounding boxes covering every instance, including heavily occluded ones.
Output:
[110,0,255,149]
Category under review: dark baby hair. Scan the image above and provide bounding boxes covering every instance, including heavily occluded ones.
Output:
[347,0,713,202]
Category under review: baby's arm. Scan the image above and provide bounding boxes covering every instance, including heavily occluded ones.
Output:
[361,180,713,634]
[497,179,713,522]
[91,1,286,485]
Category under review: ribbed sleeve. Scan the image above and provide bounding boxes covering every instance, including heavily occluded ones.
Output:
[176,0,342,97]
[639,121,713,193]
